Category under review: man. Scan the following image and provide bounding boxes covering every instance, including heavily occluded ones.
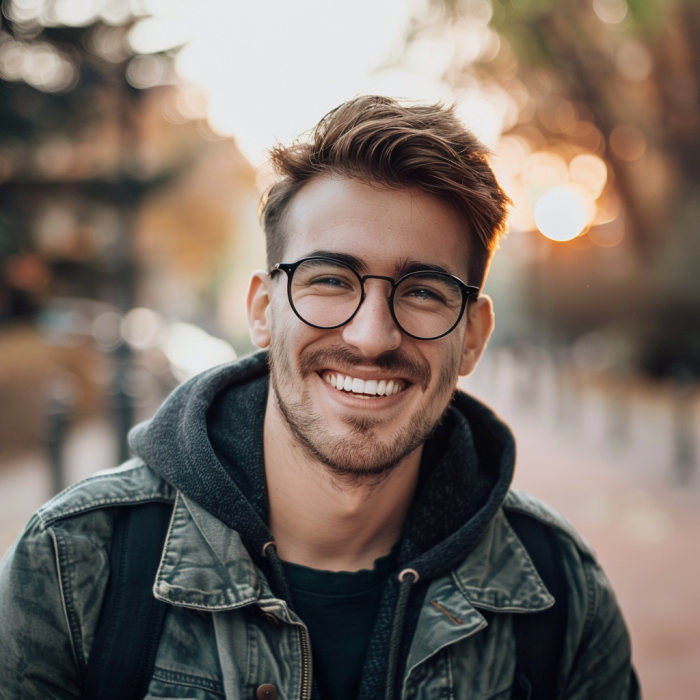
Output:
[0,96,638,700]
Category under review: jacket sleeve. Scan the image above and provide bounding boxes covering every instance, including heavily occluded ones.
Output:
[558,539,641,700]
[0,513,83,700]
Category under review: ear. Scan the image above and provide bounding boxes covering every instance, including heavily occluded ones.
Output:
[459,294,495,376]
[247,270,272,349]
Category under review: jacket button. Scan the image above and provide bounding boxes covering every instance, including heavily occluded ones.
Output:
[262,612,280,627]
[256,684,278,700]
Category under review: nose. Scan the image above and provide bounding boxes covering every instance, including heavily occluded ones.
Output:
[340,278,402,357]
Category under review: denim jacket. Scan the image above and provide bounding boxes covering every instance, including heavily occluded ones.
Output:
[0,458,638,700]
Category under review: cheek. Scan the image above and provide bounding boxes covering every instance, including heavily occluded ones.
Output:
[269,301,316,366]
[431,340,463,396]
[269,293,296,340]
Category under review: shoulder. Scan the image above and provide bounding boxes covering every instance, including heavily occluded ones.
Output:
[503,490,634,689]
[0,459,176,680]
[37,458,176,528]
[503,489,596,560]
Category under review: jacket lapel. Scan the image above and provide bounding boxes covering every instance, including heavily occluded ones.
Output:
[405,508,554,676]
[153,493,264,610]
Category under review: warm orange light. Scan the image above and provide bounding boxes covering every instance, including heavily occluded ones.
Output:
[569,154,607,199]
[534,184,595,241]
[521,151,568,196]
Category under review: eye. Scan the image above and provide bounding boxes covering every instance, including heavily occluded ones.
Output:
[401,285,446,303]
[412,288,438,299]
[309,274,353,289]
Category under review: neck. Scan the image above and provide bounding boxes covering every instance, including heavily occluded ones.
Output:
[263,389,422,572]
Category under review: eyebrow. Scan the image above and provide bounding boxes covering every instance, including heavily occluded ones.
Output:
[301,251,460,280]
[395,259,456,278]
[304,250,368,273]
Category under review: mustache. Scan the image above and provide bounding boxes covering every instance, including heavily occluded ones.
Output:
[299,345,432,391]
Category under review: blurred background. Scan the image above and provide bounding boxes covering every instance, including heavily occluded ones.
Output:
[0,0,698,696]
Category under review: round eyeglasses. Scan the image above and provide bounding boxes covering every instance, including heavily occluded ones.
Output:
[270,256,480,340]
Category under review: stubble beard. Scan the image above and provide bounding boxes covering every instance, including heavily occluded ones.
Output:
[268,337,459,484]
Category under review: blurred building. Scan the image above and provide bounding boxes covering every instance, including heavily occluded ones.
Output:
[0,2,261,459]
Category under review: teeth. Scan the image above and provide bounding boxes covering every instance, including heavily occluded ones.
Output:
[322,372,403,396]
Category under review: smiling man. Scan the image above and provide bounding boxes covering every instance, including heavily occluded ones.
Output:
[0,97,638,700]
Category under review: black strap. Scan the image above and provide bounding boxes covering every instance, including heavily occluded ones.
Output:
[506,511,569,700]
[83,502,173,700]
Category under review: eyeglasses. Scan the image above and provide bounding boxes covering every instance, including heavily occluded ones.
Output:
[270,256,479,340]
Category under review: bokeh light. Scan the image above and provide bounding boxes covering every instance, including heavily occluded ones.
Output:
[610,125,647,162]
[569,154,608,199]
[616,41,653,82]
[593,0,628,24]
[522,151,569,200]
[534,184,595,242]
[121,308,165,350]
[163,322,237,382]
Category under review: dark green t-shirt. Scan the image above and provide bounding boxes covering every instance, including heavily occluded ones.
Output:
[281,548,398,700]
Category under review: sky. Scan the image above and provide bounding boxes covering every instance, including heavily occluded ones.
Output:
[126,0,607,244]
[130,0,442,165]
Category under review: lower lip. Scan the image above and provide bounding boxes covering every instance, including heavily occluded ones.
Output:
[316,373,408,408]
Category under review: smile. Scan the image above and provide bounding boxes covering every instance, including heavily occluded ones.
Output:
[320,371,407,397]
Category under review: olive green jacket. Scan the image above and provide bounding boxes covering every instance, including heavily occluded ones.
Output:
[0,459,639,700]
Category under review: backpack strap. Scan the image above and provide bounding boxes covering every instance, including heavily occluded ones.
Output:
[82,501,173,700]
[506,511,569,700]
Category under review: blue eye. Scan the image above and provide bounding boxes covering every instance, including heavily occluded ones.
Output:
[311,276,350,288]
[402,286,445,303]
[410,288,437,299]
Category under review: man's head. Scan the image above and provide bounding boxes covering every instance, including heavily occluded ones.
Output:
[248,96,508,481]
[260,95,509,287]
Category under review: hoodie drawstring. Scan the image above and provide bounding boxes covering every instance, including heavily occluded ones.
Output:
[264,543,418,700]
[384,568,419,700]
[262,541,297,611]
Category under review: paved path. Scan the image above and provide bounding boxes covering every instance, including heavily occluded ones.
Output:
[460,360,700,700]
[0,419,116,556]
[508,414,700,700]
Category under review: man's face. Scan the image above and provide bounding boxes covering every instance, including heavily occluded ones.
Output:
[250,176,492,481]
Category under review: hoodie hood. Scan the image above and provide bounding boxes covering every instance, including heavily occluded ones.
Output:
[129,350,516,579]
[129,352,273,564]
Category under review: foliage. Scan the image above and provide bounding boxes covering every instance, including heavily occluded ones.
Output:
[413,0,700,375]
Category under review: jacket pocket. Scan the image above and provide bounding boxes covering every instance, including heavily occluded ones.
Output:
[145,667,226,699]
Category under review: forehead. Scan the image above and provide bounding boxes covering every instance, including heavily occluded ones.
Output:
[282,176,470,279]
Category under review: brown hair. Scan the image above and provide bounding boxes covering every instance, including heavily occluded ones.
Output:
[260,95,509,286]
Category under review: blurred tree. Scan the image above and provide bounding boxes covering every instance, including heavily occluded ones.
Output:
[0,0,175,320]
[0,0,251,459]
[408,0,700,376]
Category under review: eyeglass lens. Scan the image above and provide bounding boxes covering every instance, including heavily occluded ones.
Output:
[289,259,464,339]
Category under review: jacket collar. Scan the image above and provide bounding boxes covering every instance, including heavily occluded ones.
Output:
[452,507,555,612]
[405,507,554,676]
[153,491,553,619]
[154,492,266,610]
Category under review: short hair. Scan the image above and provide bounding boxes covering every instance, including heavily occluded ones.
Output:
[260,95,509,286]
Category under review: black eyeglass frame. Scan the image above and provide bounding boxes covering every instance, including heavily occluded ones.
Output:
[270,256,480,341]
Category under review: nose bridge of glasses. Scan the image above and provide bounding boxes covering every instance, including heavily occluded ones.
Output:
[359,273,397,296]
[354,275,398,327]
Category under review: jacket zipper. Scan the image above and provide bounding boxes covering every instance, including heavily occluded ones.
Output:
[298,626,313,700]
